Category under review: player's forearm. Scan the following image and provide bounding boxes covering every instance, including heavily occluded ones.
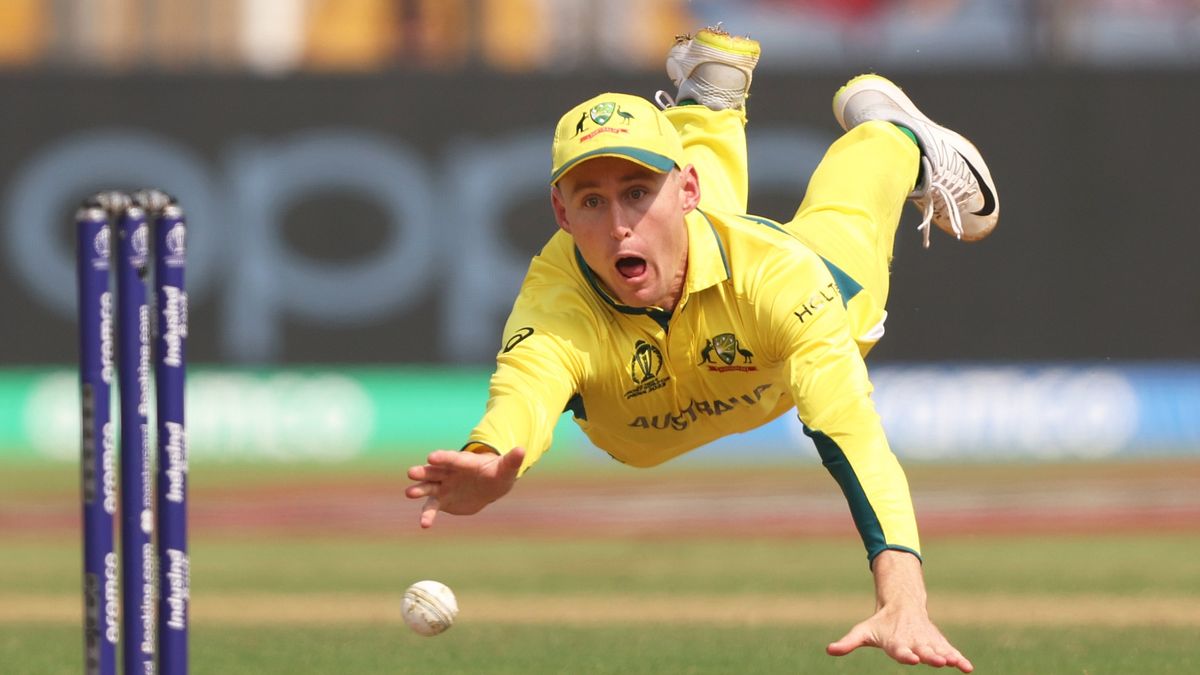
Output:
[807,419,921,559]
[463,379,566,468]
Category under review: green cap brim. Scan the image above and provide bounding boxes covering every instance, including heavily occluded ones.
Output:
[551,147,677,184]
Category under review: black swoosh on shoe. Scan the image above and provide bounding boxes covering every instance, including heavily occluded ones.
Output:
[961,152,997,217]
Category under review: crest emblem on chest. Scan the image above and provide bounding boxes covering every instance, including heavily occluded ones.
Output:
[699,333,757,372]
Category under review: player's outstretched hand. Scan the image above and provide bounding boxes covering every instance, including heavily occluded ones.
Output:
[405,446,525,529]
[827,607,973,672]
[827,550,973,672]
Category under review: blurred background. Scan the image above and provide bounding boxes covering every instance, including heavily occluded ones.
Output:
[1,0,1198,466]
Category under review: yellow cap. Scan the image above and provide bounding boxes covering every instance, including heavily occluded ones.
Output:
[550,93,687,184]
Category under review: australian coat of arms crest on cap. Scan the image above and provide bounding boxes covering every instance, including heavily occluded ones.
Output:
[589,102,616,126]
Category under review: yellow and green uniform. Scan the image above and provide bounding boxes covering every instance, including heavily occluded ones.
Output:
[468,104,922,562]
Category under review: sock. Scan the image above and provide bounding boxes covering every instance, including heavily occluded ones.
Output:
[893,123,919,147]
[892,124,924,189]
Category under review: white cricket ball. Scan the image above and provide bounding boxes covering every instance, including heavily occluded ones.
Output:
[401,580,458,636]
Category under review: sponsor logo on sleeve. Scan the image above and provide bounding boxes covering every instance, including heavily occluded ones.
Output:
[793,282,840,324]
[502,326,535,353]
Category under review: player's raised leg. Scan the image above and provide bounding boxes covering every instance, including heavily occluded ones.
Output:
[834,74,1000,246]
[786,75,1000,354]
[784,116,918,355]
[661,26,760,214]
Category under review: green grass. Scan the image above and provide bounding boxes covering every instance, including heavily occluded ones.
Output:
[5,533,1200,674]
[6,622,1200,674]
[7,533,1199,597]
[4,459,1200,673]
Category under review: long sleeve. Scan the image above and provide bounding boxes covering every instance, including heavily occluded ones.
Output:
[467,244,592,475]
[754,242,920,562]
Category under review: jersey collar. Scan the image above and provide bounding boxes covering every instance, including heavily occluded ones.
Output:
[685,209,731,296]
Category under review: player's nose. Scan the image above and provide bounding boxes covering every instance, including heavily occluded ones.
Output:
[608,207,634,240]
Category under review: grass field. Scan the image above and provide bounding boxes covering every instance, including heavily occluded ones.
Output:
[3,460,1199,674]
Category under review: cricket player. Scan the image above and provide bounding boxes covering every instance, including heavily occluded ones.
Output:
[407,26,997,672]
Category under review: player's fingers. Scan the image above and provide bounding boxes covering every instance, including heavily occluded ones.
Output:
[406,465,435,481]
[941,646,973,673]
[405,481,437,500]
[424,450,463,466]
[427,449,499,470]
[920,632,970,671]
[407,465,451,482]
[913,644,948,668]
[497,447,526,477]
[419,496,440,529]
[884,644,921,666]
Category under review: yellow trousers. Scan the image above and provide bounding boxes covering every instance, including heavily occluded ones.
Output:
[665,106,918,355]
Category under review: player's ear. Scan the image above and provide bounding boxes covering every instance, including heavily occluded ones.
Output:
[678,164,701,214]
[550,185,573,233]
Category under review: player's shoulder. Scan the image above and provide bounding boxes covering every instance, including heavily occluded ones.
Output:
[701,209,825,276]
[511,230,607,330]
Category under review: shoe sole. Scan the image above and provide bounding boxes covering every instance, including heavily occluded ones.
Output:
[693,28,761,58]
[833,75,999,241]
[668,30,760,83]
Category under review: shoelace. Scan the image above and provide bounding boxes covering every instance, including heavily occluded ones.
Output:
[914,154,969,249]
[682,77,746,110]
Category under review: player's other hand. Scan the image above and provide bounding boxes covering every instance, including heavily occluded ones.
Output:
[827,608,973,672]
[405,446,525,529]
[827,550,973,672]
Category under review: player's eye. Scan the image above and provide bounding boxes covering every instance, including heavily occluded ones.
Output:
[629,187,647,200]
[582,195,601,208]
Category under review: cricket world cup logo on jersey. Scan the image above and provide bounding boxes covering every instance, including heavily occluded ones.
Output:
[625,340,670,399]
[699,333,757,372]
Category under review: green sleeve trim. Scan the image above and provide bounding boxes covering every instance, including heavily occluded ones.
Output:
[870,545,923,566]
[803,424,888,562]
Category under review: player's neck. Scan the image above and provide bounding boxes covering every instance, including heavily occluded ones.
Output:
[658,248,688,313]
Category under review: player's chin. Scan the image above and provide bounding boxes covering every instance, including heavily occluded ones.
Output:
[617,288,659,308]
[611,277,659,307]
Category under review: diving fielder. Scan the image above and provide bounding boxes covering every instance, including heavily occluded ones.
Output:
[406,27,997,672]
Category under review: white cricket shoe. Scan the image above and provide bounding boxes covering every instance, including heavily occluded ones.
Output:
[665,26,760,111]
[833,74,999,246]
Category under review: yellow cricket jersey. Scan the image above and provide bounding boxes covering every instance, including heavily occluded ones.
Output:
[468,206,920,561]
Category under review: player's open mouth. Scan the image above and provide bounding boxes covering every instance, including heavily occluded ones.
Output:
[615,256,647,280]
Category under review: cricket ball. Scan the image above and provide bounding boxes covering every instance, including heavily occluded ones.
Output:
[401,580,458,636]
